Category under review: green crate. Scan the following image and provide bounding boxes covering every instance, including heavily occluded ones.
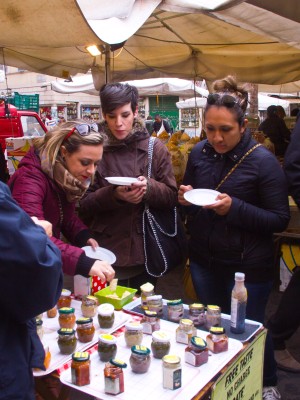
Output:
[94,286,137,310]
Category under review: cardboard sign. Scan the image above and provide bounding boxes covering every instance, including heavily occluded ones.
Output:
[211,329,266,400]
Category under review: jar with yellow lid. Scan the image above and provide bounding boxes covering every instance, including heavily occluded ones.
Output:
[140,282,155,309]
[188,303,205,326]
[124,321,143,347]
[141,310,160,335]
[57,328,77,354]
[185,336,208,367]
[206,327,228,354]
[98,334,117,362]
[151,330,170,359]
[76,317,95,343]
[81,295,98,318]
[58,307,76,329]
[97,303,115,329]
[162,355,182,390]
[205,305,221,330]
[71,351,90,386]
[176,319,197,345]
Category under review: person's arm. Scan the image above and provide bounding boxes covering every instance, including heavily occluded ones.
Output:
[284,118,300,207]
[0,182,63,323]
[163,119,172,133]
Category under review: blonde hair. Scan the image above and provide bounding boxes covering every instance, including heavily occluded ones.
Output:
[33,120,106,167]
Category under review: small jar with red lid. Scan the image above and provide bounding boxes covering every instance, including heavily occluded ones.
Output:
[76,317,95,343]
[58,307,76,329]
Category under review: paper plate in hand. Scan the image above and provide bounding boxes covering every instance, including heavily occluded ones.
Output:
[82,246,116,264]
[105,176,139,185]
[184,189,221,206]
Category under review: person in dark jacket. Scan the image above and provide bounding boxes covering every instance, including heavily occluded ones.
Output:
[8,120,115,283]
[258,105,291,157]
[79,83,178,290]
[266,117,300,373]
[153,114,172,135]
[0,181,63,400]
[178,76,290,400]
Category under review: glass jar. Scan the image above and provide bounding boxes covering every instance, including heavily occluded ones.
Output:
[81,295,98,318]
[147,295,163,315]
[206,327,229,354]
[151,330,170,359]
[176,319,197,345]
[76,317,95,343]
[140,282,155,309]
[71,351,90,386]
[57,328,77,354]
[141,310,160,335]
[98,334,117,362]
[35,318,44,341]
[129,345,151,374]
[206,305,221,330]
[57,289,72,309]
[167,299,184,322]
[97,303,115,329]
[188,303,205,326]
[104,359,127,395]
[185,336,209,367]
[124,321,143,347]
[58,307,76,329]
[162,355,182,390]
[47,306,57,318]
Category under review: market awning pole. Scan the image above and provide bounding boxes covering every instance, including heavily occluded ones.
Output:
[105,44,111,83]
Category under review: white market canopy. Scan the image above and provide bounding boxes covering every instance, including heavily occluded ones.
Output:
[176,94,290,111]
[1,1,300,90]
[51,76,209,97]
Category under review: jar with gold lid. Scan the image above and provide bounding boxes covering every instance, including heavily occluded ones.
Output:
[98,334,117,362]
[176,319,197,345]
[206,305,221,330]
[81,295,98,318]
[206,327,228,354]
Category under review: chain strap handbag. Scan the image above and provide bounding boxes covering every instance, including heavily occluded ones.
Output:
[142,137,188,277]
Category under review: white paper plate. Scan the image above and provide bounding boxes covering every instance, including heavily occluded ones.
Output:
[184,188,221,206]
[82,246,116,264]
[105,176,139,185]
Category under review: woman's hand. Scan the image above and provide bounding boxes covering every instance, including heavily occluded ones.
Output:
[178,185,193,205]
[204,193,232,215]
[114,176,147,204]
[31,216,53,237]
[89,260,115,283]
[87,238,99,250]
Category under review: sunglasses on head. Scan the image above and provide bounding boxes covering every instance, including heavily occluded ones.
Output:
[64,123,98,141]
[207,93,238,108]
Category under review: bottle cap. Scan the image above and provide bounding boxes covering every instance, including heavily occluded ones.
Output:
[235,272,245,281]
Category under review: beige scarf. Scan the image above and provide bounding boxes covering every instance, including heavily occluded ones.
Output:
[40,151,89,202]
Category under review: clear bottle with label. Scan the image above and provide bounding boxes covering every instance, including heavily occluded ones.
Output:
[230,272,247,334]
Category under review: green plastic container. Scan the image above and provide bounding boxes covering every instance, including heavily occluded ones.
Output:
[94,286,137,310]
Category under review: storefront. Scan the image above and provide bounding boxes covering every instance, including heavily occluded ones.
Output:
[81,105,101,121]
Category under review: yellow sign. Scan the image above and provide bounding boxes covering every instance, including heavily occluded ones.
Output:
[212,329,266,400]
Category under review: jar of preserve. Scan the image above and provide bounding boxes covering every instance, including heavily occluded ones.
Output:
[47,306,57,318]
[35,318,44,341]
[185,336,209,367]
[97,303,115,329]
[206,327,228,354]
[151,330,170,359]
[162,355,182,390]
[129,345,151,374]
[104,359,127,395]
[57,289,72,309]
[76,317,95,343]
[140,282,154,309]
[81,295,98,318]
[147,295,163,315]
[58,307,76,329]
[71,351,90,386]
[206,305,221,330]
[176,319,197,345]
[124,321,143,347]
[167,299,184,322]
[141,310,160,335]
[188,303,205,326]
[57,328,77,354]
[98,334,117,362]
